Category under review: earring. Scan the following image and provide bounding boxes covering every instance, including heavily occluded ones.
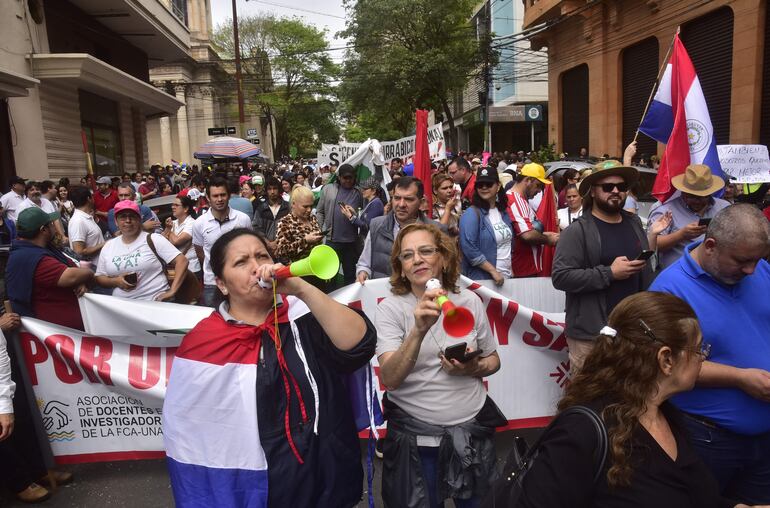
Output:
[221,289,228,295]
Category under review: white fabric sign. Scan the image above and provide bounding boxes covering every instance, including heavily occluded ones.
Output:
[19,277,567,463]
[317,123,446,166]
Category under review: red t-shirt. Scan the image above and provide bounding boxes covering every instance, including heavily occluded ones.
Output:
[32,256,84,331]
[763,205,770,223]
[507,189,543,277]
[93,190,119,222]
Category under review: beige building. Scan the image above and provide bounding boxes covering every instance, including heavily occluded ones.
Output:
[522,0,770,159]
[146,0,274,165]
[1,0,189,185]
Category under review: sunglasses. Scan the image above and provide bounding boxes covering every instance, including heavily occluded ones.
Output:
[476,181,497,189]
[639,319,711,359]
[594,182,628,193]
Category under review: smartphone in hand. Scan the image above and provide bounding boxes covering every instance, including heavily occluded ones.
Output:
[698,218,712,227]
[635,250,655,261]
[443,342,484,363]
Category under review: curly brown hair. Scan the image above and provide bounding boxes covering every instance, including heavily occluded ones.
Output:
[558,291,700,488]
[389,223,460,295]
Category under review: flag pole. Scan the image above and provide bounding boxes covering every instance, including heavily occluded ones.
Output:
[634,26,680,143]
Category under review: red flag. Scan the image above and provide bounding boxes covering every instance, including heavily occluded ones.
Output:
[535,183,558,276]
[414,110,432,212]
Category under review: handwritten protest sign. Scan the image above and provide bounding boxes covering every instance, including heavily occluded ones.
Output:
[716,145,770,184]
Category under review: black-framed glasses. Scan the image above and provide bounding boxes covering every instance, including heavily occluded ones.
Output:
[639,319,711,359]
[398,246,440,263]
[594,182,628,193]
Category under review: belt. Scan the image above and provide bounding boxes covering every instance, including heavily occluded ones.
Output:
[682,411,720,429]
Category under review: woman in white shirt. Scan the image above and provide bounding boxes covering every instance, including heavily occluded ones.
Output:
[95,200,188,301]
[162,194,202,280]
[557,184,583,230]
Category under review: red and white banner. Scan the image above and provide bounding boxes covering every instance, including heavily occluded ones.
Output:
[17,278,568,464]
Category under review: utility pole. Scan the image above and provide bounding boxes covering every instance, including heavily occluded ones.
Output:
[482,0,492,154]
[232,0,246,138]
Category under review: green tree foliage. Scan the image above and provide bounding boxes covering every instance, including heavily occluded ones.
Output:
[213,15,340,157]
[340,0,492,150]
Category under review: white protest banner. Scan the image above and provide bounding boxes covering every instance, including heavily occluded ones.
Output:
[317,123,446,166]
[717,145,770,183]
[19,277,567,463]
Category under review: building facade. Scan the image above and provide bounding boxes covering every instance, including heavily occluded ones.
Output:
[447,0,549,154]
[1,0,187,184]
[523,0,769,159]
[146,0,274,166]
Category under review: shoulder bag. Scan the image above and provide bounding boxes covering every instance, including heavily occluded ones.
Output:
[479,405,608,508]
[146,233,202,304]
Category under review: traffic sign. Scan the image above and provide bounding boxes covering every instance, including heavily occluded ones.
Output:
[226,126,236,135]
[247,128,257,137]
[208,127,224,136]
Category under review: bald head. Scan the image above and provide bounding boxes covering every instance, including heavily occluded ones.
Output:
[698,204,770,285]
[707,204,770,248]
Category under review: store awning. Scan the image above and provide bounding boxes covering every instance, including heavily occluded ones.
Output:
[29,53,183,117]
[0,66,39,97]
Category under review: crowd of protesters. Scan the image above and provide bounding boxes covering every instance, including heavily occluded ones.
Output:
[0,148,768,507]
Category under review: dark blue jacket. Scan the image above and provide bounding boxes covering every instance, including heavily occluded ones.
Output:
[459,205,513,280]
[6,239,73,317]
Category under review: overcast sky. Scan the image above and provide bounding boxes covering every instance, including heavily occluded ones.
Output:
[210,0,349,51]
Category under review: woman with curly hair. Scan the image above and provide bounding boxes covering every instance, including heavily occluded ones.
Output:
[376,223,502,508]
[514,291,755,508]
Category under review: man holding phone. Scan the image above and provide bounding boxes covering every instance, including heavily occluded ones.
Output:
[552,161,656,371]
[647,164,729,269]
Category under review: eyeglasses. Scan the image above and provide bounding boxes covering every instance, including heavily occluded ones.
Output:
[116,214,138,222]
[594,182,628,193]
[476,181,497,189]
[639,319,711,359]
[398,246,440,263]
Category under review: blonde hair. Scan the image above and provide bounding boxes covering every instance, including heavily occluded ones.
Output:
[289,185,314,205]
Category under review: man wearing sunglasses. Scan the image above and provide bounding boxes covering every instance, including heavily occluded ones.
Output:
[552,160,655,371]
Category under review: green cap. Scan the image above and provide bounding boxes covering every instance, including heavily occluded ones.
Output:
[16,207,60,238]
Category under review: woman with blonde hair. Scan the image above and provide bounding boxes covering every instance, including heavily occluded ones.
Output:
[376,223,502,508]
[513,291,751,508]
[274,185,326,289]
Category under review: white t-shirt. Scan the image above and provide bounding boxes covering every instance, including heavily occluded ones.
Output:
[487,208,512,277]
[0,191,25,222]
[95,232,181,300]
[375,288,497,427]
[192,208,253,285]
[557,207,582,230]
[68,208,104,265]
[16,197,57,215]
[173,216,201,273]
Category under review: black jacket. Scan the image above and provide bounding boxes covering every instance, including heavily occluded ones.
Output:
[551,210,654,340]
[257,308,376,508]
[516,400,735,508]
[253,199,290,241]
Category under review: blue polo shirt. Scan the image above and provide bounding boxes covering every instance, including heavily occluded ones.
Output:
[650,241,770,435]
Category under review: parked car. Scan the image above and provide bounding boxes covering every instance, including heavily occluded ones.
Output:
[543,161,658,226]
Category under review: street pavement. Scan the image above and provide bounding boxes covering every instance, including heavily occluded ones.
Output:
[1,429,542,507]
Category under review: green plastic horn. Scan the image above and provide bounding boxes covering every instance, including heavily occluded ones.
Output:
[274,244,340,281]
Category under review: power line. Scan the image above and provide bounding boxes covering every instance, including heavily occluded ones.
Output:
[246,0,346,19]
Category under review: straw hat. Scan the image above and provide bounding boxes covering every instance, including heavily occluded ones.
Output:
[671,164,724,196]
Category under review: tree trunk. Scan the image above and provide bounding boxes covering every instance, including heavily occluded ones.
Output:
[440,96,458,153]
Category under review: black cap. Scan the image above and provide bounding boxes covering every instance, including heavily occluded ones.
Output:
[475,166,499,184]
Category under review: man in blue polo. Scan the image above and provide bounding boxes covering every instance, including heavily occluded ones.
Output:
[650,204,770,505]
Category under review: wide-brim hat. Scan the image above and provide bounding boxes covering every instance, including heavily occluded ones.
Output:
[578,160,639,196]
[671,164,724,196]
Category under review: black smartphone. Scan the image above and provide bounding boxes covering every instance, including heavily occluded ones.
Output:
[124,272,137,285]
[337,201,346,208]
[443,342,483,363]
[635,250,655,261]
[698,218,712,227]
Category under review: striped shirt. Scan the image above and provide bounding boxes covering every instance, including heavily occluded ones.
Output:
[507,189,542,277]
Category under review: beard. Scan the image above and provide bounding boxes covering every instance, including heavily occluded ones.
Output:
[593,195,623,214]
